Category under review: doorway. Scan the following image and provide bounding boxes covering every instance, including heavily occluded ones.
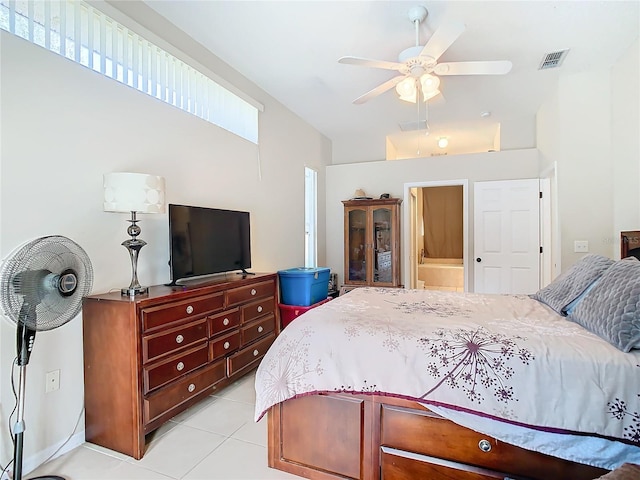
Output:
[404,180,469,291]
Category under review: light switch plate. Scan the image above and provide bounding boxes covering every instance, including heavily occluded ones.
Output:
[574,240,589,253]
[46,370,60,393]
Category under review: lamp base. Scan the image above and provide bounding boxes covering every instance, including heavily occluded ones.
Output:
[120,211,148,297]
[121,285,148,296]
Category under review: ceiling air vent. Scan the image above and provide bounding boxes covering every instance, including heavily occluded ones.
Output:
[539,49,569,70]
[399,120,427,132]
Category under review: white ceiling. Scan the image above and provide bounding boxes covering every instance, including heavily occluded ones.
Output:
[142,1,639,161]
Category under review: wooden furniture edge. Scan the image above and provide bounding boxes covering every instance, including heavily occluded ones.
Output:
[266,392,610,480]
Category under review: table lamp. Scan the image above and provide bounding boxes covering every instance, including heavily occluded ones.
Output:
[103,172,165,296]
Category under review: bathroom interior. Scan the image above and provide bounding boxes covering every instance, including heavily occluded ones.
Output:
[416,185,465,292]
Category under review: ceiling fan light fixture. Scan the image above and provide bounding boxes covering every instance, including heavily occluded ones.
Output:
[396,77,417,102]
[422,89,440,102]
[419,73,440,94]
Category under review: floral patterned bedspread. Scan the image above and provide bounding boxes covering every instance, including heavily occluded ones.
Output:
[255,287,640,446]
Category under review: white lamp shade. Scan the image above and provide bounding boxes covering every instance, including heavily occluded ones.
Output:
[104,172,166,213]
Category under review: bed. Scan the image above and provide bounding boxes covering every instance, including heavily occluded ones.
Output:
[255,254,640,480]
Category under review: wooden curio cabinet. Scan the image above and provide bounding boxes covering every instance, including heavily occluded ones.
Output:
[342,198,402,287]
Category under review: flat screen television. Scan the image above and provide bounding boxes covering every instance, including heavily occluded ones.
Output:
[168,204,251,284]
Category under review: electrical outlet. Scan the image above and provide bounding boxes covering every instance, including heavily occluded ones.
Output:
[574,240,589,253]
[45,369,60,393]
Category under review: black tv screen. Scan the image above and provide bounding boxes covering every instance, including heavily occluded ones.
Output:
[168,204,251,283]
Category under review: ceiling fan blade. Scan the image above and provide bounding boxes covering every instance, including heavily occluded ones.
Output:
[420,22,466,61]
[353,75,406,104]
[339,56,404,71]
[434,60,513,76]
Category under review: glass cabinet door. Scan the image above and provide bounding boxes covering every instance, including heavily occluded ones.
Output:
[372,207,392,285]
[346,208,367,283]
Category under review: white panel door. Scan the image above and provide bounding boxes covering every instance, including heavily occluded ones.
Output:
[474,179,540,294]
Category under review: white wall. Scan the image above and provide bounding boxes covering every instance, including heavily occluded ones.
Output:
[0,15,330,472]
[325,149,539,291]
[537,37,639,268]
[612,38,640,244]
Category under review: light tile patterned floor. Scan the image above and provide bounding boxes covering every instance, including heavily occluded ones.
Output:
[28,371,302,480]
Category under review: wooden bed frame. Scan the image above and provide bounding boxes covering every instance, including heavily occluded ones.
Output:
[267,392,609,480]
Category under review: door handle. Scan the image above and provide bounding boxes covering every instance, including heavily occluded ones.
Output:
[476,257,482,262]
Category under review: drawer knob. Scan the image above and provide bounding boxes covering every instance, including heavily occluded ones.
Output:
[257,326,264,333]
[253,349,259,357]
[478,439,492,453]
[186,305,194,314]
[223,318,230,326]
[176,361,185,371]
[251,288,257,296]
[257,305,263,313]
[224,341,230,349]
[188,383,196,393]
[175,334,184,344]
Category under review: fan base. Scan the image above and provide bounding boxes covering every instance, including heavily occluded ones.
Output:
[407,6,427,24]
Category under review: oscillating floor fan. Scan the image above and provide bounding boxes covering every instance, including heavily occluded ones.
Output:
[0,236,93,480]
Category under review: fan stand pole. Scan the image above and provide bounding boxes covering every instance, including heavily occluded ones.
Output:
[12,325,65,480]
[12,363,27,480]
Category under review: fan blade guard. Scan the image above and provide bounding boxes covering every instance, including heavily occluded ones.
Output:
[0,235,94,331]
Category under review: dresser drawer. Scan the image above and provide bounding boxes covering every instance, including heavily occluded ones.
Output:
[227,280,276,306]
[241,297,275,324]
[381,405,543,477]
[241,314,275,345]
[143,318,208,364]
[227,333,275,377]
[380,447,509,480]
[208,308,240,336]
[210,330,241,361]
[141,293,224,331]
[144,360,226,425]
[143,343,209,394]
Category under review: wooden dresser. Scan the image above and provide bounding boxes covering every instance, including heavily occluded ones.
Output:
[82,272,278,459]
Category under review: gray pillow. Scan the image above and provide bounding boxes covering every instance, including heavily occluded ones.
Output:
[568,257,640,352]
[532,254,614,315]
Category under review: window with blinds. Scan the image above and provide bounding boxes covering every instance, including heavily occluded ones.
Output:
[0,0,260,144]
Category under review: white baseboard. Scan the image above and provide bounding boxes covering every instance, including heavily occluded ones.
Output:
[1,429,85,479]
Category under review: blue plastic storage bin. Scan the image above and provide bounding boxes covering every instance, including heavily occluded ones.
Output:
[278,267,331,306]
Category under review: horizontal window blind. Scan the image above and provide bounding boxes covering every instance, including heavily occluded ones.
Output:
[0,0,260,144]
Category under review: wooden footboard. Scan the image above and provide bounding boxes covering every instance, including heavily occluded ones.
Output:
[267,393,608,480]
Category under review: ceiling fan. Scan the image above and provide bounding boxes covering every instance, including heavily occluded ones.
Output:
[339,5,512,105]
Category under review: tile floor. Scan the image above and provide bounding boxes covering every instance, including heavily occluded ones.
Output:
[28,370,302,480]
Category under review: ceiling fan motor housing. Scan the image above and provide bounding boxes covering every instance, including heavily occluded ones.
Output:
[407,6,428,24]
